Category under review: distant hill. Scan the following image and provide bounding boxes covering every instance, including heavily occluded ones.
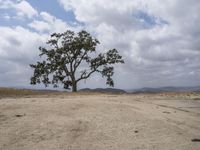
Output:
[79,88,127,93]
[2,85,200,95]
[131,86,200,93]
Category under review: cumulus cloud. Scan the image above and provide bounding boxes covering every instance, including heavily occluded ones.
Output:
[28,12,81,33]
[58,0,200,88]
[0,26,47,87]
[0,1,82,89]
[0,0,38,19]
[0,0,200,89]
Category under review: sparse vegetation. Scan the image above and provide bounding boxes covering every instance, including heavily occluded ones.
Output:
[0,88,56,98]
[0,87,123,98]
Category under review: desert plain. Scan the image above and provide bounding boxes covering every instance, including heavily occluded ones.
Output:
[0,91,200,150]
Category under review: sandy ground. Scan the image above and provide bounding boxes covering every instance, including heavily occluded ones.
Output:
[0,94,200,150]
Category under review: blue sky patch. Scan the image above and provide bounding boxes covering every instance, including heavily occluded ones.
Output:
[28,0,76,23]
[0,0,83,30]
[134,10,169,29]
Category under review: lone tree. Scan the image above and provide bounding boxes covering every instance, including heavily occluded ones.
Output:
[30,30,124,92]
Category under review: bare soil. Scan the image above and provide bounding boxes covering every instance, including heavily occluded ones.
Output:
[0,94,200,150]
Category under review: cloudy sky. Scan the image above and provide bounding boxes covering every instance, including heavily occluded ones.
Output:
[0,0,200,90]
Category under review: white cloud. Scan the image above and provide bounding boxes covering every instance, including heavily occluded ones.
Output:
[0,26,46,61]
[57,0,200,88]
[15,0,38,18]
[0,0,200,89]
[28,12,82,33]
[28,20,51,32]
[0,2,82,89]
[0,26,47,87]
[0,0,38,19]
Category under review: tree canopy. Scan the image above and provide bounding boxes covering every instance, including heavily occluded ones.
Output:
[30,30,124,92]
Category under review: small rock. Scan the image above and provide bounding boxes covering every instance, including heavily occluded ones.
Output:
[191,138,200,142]
[15,114,25,117]
[163,111,170,114]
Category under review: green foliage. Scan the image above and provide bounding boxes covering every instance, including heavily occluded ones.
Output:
[30,30,124,92]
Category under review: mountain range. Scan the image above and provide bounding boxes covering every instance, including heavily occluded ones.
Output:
[131,86,200,93]
[2,86,200,94]
[79,86,200,93]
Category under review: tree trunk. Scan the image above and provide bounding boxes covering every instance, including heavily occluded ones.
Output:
[72,82,77,92]
[70,73,77,92]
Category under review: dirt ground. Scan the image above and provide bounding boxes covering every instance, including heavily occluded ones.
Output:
[0,94,200,150]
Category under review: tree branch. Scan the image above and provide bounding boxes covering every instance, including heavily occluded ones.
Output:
[74,50,87,71]
[76,69,96,82]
